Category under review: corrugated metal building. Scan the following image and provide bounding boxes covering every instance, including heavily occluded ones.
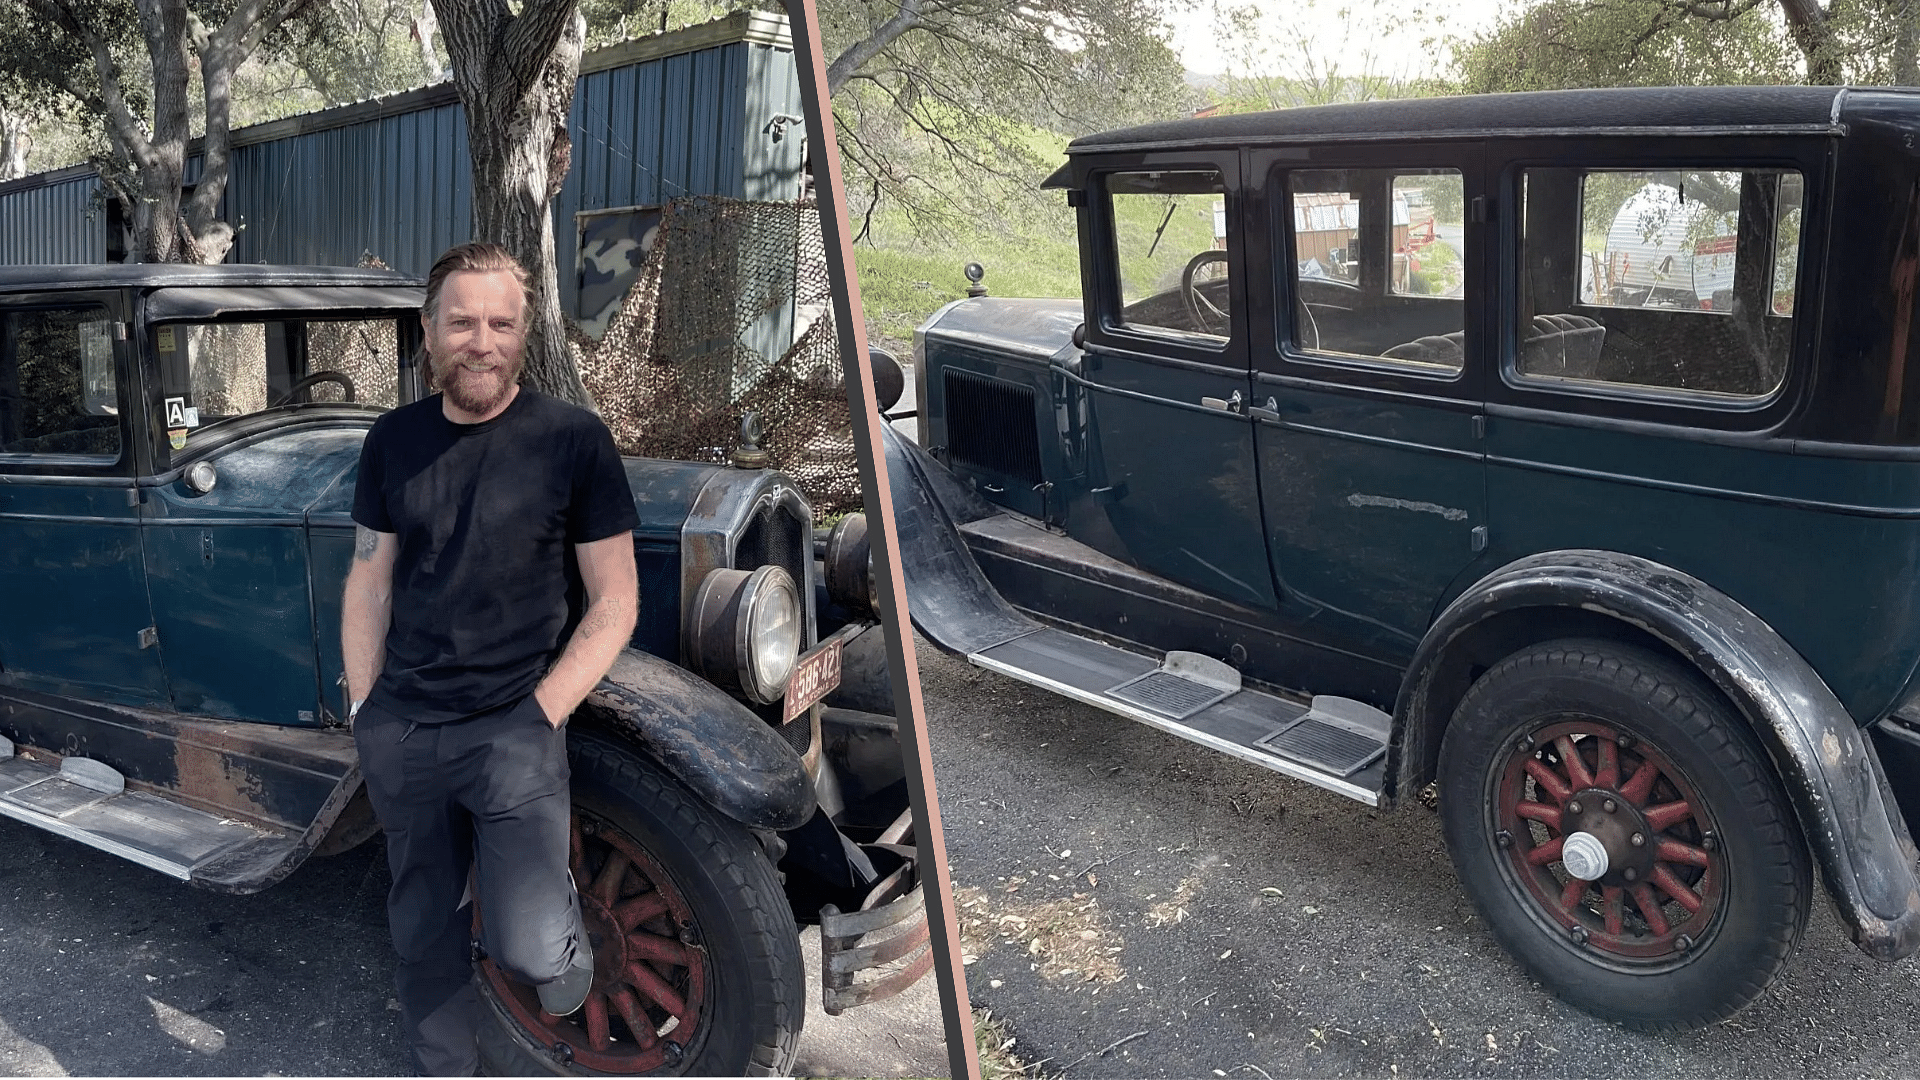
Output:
[0,10,806,314]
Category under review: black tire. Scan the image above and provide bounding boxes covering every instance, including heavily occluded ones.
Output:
[1437,637,1812,1031]
[476,730,804,1075]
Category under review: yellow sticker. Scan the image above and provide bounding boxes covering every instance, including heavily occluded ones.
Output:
[169,428,187,450]
[157,327,175,352]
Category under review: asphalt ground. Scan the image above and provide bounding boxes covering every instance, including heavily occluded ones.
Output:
[0,816,945,1077]
[921,645,1920,1079]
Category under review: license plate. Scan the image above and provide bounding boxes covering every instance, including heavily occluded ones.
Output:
[783,638,843,723]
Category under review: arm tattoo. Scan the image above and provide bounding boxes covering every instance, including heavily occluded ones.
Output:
[354,525,379,562]
[578,597,621,640]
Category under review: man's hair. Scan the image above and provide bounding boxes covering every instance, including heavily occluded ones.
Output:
[422,242,534,323]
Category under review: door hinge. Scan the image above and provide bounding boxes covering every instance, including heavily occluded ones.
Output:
[1472,414,1486,439]
[1471,525,1489,553]
[137,626,158,649]
[1469,196,1489,223]
[112,322,128,341]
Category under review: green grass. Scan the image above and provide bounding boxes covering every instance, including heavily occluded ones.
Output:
[854,207,1083,352]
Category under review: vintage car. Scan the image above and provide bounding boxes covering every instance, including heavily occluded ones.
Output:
[0,263,926,1075]
[888,86,1920,1030]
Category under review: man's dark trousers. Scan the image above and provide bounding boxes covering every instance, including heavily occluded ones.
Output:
[354,693,587,1076]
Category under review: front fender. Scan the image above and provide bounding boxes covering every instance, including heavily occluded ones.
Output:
[578,648,815,831]
[880,425,1037,656]
[1397,549,1920,961]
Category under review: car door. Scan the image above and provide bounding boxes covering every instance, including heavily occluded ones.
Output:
[1074,154,1276,610]
[0,292,170,708]
[1245,145,1491,690]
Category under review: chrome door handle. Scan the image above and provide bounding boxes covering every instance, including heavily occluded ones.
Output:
[1248,396,1281,422]
[1200,390,1244,414]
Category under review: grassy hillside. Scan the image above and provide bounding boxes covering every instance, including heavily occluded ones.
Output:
[851,117,1244,352]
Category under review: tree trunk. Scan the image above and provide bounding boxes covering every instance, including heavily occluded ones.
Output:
[434,0,592,408]
[1776,0,1844,83]
[1896,0,1919,85]
[0,112,29,181]
[134,0,194,262]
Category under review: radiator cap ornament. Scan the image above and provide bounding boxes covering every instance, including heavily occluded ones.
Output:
[731,410,770,469]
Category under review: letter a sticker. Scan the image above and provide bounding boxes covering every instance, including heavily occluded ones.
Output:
[164,396,189,428]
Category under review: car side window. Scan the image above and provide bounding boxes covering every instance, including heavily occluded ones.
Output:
[155,316,402,448]
[1106,169,1232,346]
[1286,168,1467,372]
[0,306,121,461]
[1516,167,1803,398]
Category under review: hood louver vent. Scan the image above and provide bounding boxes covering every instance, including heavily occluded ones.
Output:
[944,368,1042,485]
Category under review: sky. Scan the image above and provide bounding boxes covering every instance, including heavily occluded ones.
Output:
[1170,0,1517,82]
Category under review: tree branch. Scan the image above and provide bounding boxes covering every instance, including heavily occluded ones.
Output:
[498,0,581,106]
[23,0,157,170]
[827,0,925,93]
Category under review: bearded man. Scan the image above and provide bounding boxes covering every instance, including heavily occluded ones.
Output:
[341,242,640,1076]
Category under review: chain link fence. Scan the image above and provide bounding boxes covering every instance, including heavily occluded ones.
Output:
[574,196,859,522]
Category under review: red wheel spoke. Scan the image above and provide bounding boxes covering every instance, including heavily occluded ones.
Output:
[1558,876,1586,911]
[1643,800,1693,832]
[1594,739,1620,790]
[593,850,631,905]
[1524,757,1574,804]
[1516,801,1563,829]
[1655,837,1711,868]
[609,987,658,1050]
[1628,882,1671,936]
[615,891,671,931]
[627,931,691,968]
[584,993,612,1051]
[1600,885,1624,936]
[1555,735,1595,790]
[626,960,688,1020]
[1651,865,1704,913]
[1526,836,1565,866]
[1619,758,1659,805]
[569,824,588,879]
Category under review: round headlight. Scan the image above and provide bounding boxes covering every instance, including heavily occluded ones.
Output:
[686,564,802,704]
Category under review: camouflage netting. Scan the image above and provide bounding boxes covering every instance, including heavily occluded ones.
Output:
[575,196,859,522]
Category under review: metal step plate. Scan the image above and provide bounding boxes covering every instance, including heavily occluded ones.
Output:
[1106,670,1232,720]
[0,753,278,880]
[970,630,1382,805]
[1254,719,1386,777]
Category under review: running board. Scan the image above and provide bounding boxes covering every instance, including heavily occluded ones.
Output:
[968,628,1388,806]
[0,737,290,881]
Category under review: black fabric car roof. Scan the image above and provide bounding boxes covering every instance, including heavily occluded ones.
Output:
[1065,85,1865,155]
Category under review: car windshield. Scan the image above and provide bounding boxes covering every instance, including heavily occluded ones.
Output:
[154,315,408,443]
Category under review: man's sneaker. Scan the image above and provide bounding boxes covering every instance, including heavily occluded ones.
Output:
[537,933,594,1016]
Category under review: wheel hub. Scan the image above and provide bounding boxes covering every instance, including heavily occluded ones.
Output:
[1562,786,1657,885]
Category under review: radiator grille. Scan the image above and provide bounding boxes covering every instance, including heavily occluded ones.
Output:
[735,501,808,616]
[944,368,1043,484]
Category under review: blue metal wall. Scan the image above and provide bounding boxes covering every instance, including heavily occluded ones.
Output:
[0,172,103,264]
[0,17,804,313]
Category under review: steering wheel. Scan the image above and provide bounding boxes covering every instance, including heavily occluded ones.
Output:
[1181,249,1231,333]
[269,370,357,408]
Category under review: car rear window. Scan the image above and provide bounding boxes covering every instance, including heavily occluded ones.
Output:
[0,305,120,462]
[1284,167,1468,373]
[1515,167,1804,399]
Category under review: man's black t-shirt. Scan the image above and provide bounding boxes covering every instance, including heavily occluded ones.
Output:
[351,389,640,724]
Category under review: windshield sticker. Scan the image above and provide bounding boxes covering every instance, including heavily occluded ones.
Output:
[184,406,199,427]
[164,397,192,428]
[156,326,176,353]
[168,428,187,450]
